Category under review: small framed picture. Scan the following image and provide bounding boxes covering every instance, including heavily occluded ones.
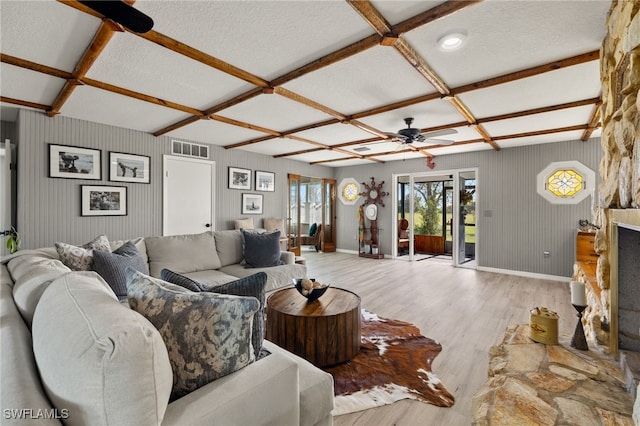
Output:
[49,144,101,180]
[81,185,127,216]
[109,152,150,184]
[241,193,263,215]
[255,170,275,192]
[229,167,251,190]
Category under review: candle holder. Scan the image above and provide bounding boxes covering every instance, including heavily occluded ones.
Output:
[570,304,589,351]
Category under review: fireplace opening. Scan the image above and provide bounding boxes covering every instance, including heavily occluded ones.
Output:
[614,223,640,352]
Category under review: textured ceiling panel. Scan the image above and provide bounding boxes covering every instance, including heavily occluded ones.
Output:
[136,1,373,80]
[235,138,314,157]
[458,62,601,119]
[281,45,436,115]
[165,119,266,147]
[496,131,587,149]
[405,1,609,87]
[292,122,378,146]
[0,64,65,105]
[220,94,332,131]
[87,32,253,111]
[482,105,594,137]
[0,1,99,70]
[62,86,191,133]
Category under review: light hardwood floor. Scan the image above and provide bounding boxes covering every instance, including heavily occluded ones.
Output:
[301,250,576,426]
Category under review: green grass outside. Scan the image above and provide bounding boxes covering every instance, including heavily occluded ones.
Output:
[399,212,476,243]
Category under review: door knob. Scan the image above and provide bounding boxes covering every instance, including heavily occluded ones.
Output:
[205,223,211,228]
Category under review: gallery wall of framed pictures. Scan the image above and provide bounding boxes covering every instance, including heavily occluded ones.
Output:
[228,167,275,215]
[47,143,279,219]
[48,144,149,217]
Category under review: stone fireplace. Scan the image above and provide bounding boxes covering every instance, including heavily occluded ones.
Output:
[579,1,640,358]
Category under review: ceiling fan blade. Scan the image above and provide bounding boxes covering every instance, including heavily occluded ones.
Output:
[421,128,458,138]
[79,1,154,33]
[420,138,455,146]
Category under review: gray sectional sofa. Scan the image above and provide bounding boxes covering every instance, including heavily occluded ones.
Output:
[0,230,334,425]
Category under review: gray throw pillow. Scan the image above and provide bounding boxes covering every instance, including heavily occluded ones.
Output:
[160,269,267,358]
[93,241,148,301]
[55,234,111,271]
[242,230,284,268]
[126,269,259,401]
[160,268,202,292]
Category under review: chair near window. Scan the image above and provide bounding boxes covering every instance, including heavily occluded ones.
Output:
[300,223,322,252]
[398,219,410,254]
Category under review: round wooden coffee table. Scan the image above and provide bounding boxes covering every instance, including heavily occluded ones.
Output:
[266,287,361,367]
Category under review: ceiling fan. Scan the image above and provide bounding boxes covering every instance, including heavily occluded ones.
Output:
[385,117,457,147]
[78,1,154,34]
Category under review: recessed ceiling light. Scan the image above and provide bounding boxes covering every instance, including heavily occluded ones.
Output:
[438,32,466,51]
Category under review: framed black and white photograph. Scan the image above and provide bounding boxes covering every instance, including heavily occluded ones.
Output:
[228,167,251,190]
[81,185,127,216]
[109,152,150,184]
[241,193,263,215]
[255,170,275,192]
[49,144,101,180]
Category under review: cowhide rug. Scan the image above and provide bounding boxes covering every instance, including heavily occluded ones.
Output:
[324,310,455,416]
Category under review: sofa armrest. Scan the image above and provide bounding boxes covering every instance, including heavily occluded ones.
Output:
[280,251,295,265]
[1,278,61,425]
[162,351,300,426]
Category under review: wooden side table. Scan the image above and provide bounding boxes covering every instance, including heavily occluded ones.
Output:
[266,287,361,367]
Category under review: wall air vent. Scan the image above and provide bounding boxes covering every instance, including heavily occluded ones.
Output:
[353,146,371,152]
[171,140,209,159]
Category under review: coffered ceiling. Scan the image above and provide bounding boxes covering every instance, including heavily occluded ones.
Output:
[0,0,609,167]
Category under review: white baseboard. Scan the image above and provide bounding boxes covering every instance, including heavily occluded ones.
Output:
[476,266,571,283]
[336,249,569,282]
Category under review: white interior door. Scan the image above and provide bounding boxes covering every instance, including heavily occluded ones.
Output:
[163,155,215,236]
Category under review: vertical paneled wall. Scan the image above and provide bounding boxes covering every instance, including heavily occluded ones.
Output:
[17,110,165,247]
[335,138,602,278]
[16,109,332,248]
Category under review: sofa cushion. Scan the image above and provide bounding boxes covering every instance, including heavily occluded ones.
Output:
[93,241,148,301]
[126,269,259,401]
[6,248,71,328]
[242,230,284,268]
[144,232,221,277]
[110,236,148,264]
[234,217,254,230]
[308,222,318,237]
[264,218,285,233]
[213,230,244,267]
[219,262,307,293]
[54,234,111,271]
[31,271,173,426]
[161,269,267,358]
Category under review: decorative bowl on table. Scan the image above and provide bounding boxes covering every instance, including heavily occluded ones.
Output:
[293,278,330,302]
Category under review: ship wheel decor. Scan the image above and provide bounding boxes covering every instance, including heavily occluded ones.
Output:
[359,177,389,207]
